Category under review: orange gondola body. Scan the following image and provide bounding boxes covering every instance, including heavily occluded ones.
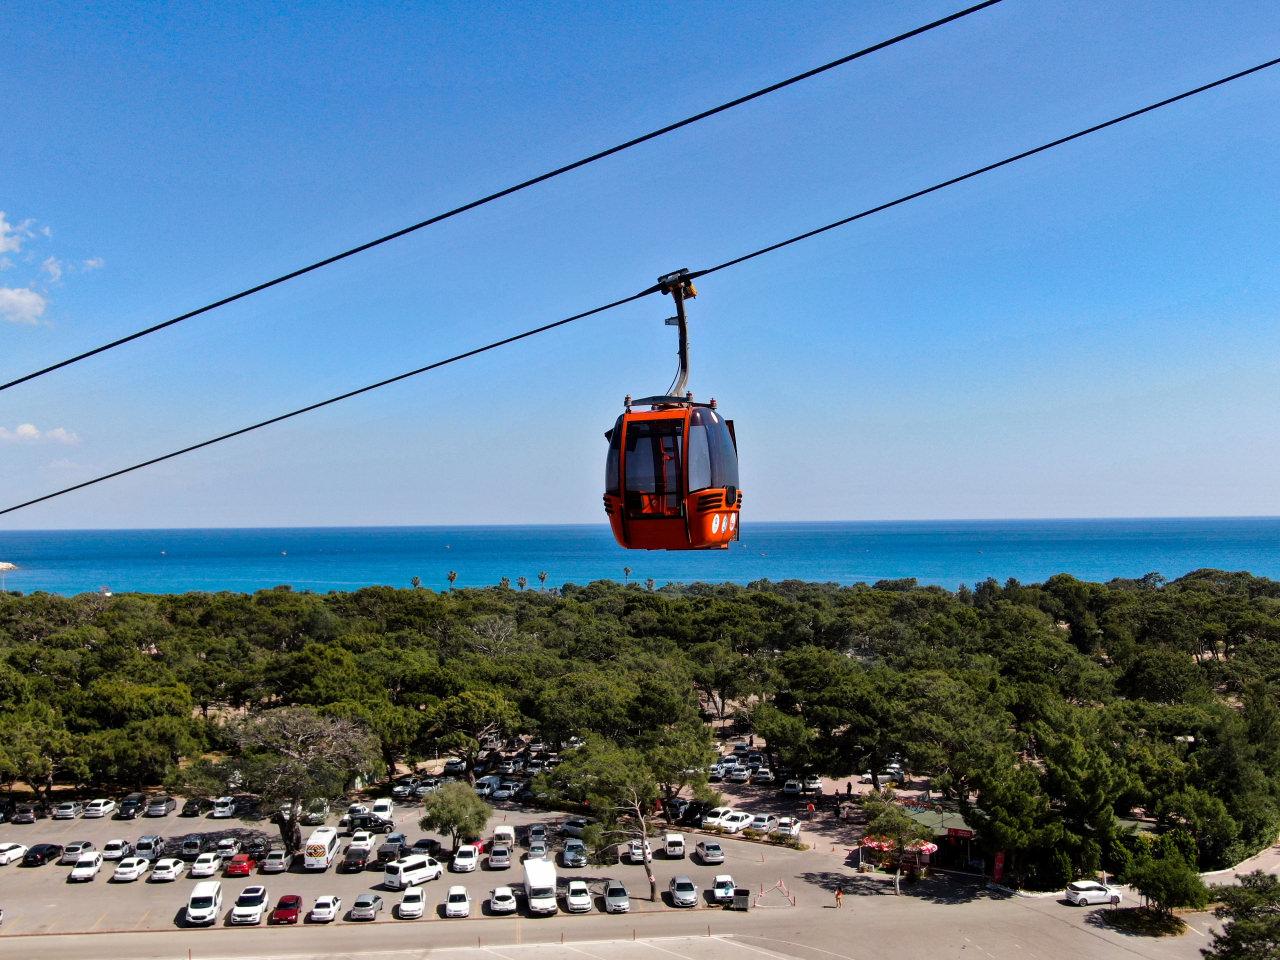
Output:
[603,269,740,551]
[604,402,740,550]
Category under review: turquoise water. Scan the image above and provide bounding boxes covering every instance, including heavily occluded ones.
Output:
[0,519,1278,596]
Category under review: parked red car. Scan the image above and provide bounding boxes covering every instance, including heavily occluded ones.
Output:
[224,853,257,877]
[269,894,302,925]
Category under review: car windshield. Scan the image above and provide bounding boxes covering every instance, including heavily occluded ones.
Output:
[448,893,466,902]
[676,881,694,892]
[237,892,265,906]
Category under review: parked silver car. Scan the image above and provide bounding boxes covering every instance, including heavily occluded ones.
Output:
[668,875,698,908]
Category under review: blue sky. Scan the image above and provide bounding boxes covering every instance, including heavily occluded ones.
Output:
[2,0,1278,529]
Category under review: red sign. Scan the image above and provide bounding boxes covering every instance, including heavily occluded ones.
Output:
[947,828,974,839]
[993,850,1006,883]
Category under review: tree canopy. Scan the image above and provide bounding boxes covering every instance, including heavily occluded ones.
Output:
[2,569,1279,888]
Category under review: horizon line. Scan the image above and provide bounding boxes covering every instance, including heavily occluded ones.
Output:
[3,514,1280,534]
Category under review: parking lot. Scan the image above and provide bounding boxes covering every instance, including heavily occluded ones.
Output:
[0,795,810,936]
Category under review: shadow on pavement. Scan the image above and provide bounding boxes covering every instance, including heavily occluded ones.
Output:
[800,870,1010,905]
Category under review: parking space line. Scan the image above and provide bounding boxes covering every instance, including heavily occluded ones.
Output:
[716,938,797,960]
[564,944,610,960]
[641,940,701,959]
[482,947,521,960]
[728,935,859,960]
[132,908,152,929]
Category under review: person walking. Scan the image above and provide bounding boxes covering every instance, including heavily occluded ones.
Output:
[846,780,853,796]
[834,886,844,909]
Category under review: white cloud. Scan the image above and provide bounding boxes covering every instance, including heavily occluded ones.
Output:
[0,423,79,444]
[83,257,104,270]
[45,427,80,444]
[0,212,25,254]
[0,286,47,324]
[42,256,63,282]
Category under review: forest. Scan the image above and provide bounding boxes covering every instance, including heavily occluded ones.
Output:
[1,567,1279,891]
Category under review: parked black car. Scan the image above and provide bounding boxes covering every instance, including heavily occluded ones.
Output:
[180,797,210,817]
[339,847,372,873]
[411,837,441,856]
[348,813,394,834]
[118,793,147,819]
[22,843,63,866]
[677,801,710,827]
[376,837,407,864]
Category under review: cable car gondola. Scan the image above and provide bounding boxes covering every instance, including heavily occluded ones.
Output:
[604,270,741,550]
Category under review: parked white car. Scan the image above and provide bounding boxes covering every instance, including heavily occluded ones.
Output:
[310,895,342,922]
[627,839,653,863]
[720,812,754,833]
[348,830,377,853]
[444,885,472,918]
[773,817,802,838]
[371,798,395,819]
[69,852,104,881]
[230,885,269,924]
[112,857,150,882]
[150,858,185,881]
[0,843,28,865]
[451,844,479,872]
[397,887,426,919]
[82,799,116,819]
[229,885,268,926]
[703,806,734,827]
[489,885,518,914]
[189,852,221,877]
[101,839,131,861]
[1065,881,1121,906]
[565,878,593,913]
[212,796,237,818]
[712,874,736,902]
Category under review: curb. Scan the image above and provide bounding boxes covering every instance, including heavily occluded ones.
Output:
[987,882,1061,899]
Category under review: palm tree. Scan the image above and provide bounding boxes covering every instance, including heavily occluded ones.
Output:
[646,578,656,592]
[447,570,458,590]
[516,576,527,591]
[499,576,511,590]
[538,571,548,590]
[410,576,422,590]
[623,566,632,584]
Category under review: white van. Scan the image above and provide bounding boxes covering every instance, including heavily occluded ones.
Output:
[665,833,686,858]
[492,825,517,848]
[185,880,223,925]
[303,827,340,870]
[212,796,236,818]
[523,858,558,915]
[384,854,443,890]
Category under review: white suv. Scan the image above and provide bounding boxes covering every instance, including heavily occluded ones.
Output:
[230,885,269,924]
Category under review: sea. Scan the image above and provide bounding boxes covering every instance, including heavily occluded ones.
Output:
[1,518,1278,597]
